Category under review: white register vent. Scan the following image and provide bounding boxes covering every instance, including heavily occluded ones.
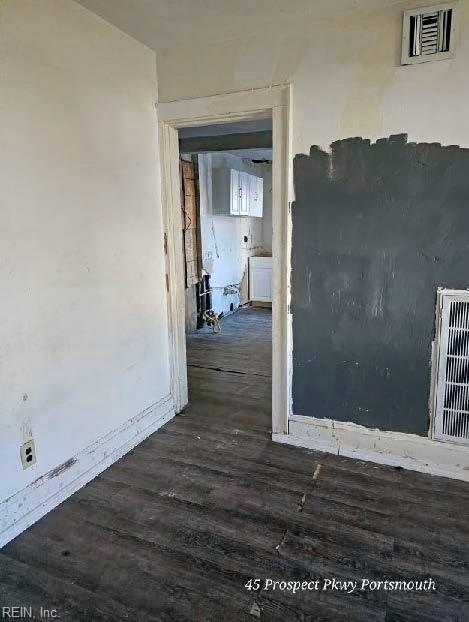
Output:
[433,290,469,445]
[401,3,457,65]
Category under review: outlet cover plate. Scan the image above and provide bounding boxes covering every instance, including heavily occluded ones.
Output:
[20,440,36,469]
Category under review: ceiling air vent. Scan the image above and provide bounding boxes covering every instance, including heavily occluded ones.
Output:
[401,3,457,65]
[432,290,469,446]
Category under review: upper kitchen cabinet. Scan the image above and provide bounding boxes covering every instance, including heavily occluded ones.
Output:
[212,168,263,217]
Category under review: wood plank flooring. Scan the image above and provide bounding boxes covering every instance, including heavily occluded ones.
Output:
[1,307,468,621]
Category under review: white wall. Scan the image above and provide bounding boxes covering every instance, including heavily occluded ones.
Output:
[198,153,271,315]
[0,0,171,541]
[156,0,469,153]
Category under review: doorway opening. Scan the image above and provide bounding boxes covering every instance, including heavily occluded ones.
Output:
[158,86,291,435]
[178,122,273,394]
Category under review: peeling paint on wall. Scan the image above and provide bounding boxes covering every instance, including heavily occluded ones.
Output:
[291,134,469,435]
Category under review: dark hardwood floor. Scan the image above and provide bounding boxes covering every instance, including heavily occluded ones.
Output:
[1,307,468,621]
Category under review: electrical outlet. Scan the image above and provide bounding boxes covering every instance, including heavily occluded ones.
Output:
[20,440,36,469]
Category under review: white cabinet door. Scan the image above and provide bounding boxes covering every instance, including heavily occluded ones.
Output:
[249,256,272,302]
[249,175,263,217]
[248,174,257,214]
[239,172,249,215]
[256,177,263,217]
[230,169,240,215]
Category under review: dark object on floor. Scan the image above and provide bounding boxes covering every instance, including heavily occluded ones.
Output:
[196,274,212,329]
[202,309,221,334]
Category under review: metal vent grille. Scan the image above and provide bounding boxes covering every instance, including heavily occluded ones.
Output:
[433,292,469,445]
[402,4,456,65]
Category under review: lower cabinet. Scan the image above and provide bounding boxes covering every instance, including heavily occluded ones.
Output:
[249,256,272,303]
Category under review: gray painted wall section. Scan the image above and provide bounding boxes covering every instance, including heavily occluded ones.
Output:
[291,134,469,435]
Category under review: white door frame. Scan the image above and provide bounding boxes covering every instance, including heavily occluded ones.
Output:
[157,85,292,434]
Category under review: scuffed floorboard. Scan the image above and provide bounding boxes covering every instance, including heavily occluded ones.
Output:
[1,308,468,621]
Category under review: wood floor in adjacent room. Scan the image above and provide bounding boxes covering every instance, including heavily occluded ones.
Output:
[1,308,468,621]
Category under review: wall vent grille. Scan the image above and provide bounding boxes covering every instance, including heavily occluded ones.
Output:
[433,291,469,445]
[402,3,456,65]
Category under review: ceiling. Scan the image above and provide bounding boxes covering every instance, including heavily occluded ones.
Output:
[75,0,399,52]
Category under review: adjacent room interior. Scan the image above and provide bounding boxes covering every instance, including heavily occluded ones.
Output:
[179,121,273,389]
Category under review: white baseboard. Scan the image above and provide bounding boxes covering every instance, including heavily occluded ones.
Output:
[0,394,175,549]
[273,415,469,482]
